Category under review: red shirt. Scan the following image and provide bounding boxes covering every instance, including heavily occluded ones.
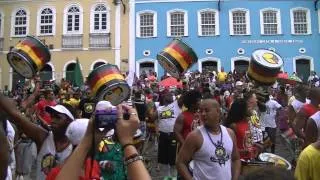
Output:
[36,99,57,124]
[302,104,318,117]
[182,111,195,139]
[234,120,256,160]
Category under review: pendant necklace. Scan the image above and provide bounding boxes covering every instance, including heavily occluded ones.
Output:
[205,125,230,166]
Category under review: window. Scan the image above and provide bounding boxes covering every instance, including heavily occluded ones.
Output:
[229,9,250,35]
[291,8,311,35]
[11,9,29,37]
[167,9,188,37]
[198,9,219,36]
[260,8,281,35]
[37,7,56,36]
[63,4,83,34]
[90,4,110,33]
[136,10,157,38]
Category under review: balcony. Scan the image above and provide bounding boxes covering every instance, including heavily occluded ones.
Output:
[0,38,3,51]
[89,33,111,49]
[62,35,83,49]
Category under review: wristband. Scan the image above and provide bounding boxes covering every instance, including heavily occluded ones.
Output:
[124,155,143,166]
[125,153,139,161]
[122,143,134,150]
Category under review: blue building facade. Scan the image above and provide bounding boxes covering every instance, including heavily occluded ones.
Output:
[132,0,320,82]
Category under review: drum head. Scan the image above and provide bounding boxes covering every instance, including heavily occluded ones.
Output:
[157,54,180,78]
[97,82,130,106]
[259,153,292,170]
[7,52,35,79]
[252,49,283,69]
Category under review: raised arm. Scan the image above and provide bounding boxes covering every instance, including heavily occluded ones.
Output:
[0,95,47,149]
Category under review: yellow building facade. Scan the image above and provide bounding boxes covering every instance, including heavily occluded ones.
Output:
[0,0,129,90]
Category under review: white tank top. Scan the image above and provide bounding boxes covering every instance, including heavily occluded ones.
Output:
[36,132,72,180]
[192,125,233,180]
[291,99,304,113]
[310,111,320,130]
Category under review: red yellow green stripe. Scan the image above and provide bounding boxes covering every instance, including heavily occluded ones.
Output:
[168,44,193,65]
[92,74,125,95]
[88,68,120,88]
[163,48,188,70]
[21,39,49,64]
[15,43,43,69]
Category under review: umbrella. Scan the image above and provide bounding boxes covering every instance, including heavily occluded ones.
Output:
[159,77,182,89]
[277,73,302,85]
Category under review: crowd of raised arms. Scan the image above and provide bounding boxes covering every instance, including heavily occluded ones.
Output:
[0,68,320,180]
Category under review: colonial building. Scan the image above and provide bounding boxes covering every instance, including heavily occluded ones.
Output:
[132,0,320,82]
[0,0,129,90]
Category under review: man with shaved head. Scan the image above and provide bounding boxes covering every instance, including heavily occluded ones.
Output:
[176,99,240,180]
[293,87,320,143]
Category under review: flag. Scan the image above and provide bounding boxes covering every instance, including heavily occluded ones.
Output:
[73,57,84,87]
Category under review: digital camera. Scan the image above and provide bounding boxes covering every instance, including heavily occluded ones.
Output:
[95,108,118,129]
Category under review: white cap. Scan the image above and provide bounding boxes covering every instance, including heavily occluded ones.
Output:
[65,118,89,145]
[235,81,243,86]
[46,104,75,121]
[95,101,114,111]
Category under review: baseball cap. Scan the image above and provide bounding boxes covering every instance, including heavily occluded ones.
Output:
[45,104,75,121]
[65,118,89,146]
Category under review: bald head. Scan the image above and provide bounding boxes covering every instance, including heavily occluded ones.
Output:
[201,99,220,109]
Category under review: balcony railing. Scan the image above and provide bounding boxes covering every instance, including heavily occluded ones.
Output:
[62,35,83,49]
[0,38,3,51]
[89,33,111,48]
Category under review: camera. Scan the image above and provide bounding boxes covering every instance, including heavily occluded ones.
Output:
[95,107,118,129]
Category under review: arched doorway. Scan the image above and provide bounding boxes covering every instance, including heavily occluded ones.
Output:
[234,60,249,74]
[65,62,76,83]
[140,62,155,76]
[202,61,218,73]
[296,59,310,83]
[39,64,53,81]
[93,62,106,70]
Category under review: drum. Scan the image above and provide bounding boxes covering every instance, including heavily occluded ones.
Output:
[157,39,198,78]
[259,153,292,170]
[87,64,130,105]
[7,35,51,79]
[247,49,283,85]
[241,160,273,175]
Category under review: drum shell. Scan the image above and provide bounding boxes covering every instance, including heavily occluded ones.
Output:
[7,35,51,79]
[157,39,198,78]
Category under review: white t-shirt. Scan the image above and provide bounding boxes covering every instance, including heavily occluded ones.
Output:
[261,100,282,129]
[6,121,15,180]
[156,100,181,133]
[36,132,72,180]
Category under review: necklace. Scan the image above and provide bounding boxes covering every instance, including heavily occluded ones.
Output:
[205,126,230,166]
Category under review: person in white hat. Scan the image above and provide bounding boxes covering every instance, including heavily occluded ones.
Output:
[0,94,76,180]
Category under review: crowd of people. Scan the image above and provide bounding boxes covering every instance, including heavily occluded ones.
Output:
[0,68,319,180]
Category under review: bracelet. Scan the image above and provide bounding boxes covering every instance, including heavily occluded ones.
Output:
[124,155,143,166]
[125,153,139,161]
[122,143,134,150]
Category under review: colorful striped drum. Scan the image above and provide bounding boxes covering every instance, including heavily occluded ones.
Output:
[87,64,130,105]
[157,39,198,78]
[247,49,283,85]
[7,35,51,79]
